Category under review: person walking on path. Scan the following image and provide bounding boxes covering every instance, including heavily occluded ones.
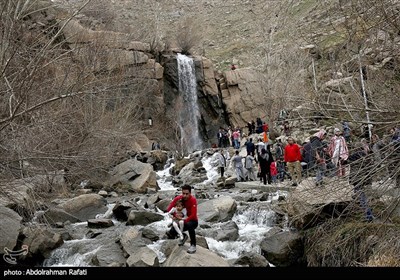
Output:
[216,149,227,178]
[231,150,246,182]
[244,153,256,181]
[284,137,302,186]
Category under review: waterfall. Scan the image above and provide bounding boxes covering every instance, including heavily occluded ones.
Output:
[177,53,203,154]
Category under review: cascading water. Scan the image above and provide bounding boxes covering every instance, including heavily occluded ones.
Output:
[41,152,287,267]
[177,53,203,154]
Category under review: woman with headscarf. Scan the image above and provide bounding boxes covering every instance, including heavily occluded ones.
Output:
[258,148,269,185]
[328,127,349,177]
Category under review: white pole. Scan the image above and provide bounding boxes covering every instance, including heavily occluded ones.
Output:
[312,57,318,92]
[358,54,372,141]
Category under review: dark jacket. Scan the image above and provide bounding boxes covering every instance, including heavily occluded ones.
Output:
[245,141,255,156]
[348,150,372,187]
[303,136,324,166]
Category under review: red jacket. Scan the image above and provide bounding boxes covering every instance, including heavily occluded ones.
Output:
[167,195,198,223]
[284,143,302,162]
[270,162,278,176]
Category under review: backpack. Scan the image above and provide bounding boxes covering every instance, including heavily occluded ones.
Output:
[302,142,311,163]
[275,145,284,159]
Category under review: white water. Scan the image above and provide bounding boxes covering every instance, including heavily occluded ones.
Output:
[44,151,285,266]
[177,53,203,154]
[156,163,176,190]
[43,237,100,267]
[155,152,280,261]
[144,200,277,263]
[206,204,276,260]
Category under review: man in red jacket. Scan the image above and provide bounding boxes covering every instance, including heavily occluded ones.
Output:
[166,184,198,254]
[284,137,302,186]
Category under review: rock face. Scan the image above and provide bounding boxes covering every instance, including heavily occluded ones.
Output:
[0,207,22,253]
[59,194,108,221]
[108,159,158,193]
[221,68,268,129]
[162,245,230,267]
[161,54,224,148]
[26,2,272,151]
[260,231,305,267]
[161,53,271,148]
[54,16,166,130]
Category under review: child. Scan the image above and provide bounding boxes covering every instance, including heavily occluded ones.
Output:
[167,200,187,241]
[270,161,278,183]
[276,157,291,182]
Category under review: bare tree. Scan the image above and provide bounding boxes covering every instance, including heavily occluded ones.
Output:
[175,16,204,55]
[0,0,155,208]
[250,0,400,266]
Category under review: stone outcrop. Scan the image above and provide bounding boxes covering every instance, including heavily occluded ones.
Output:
[59,194,108,221]
[126,246,159,267]
[0,207,22,253]
[260,231,305,267]
[220,68,267,129]
[21,226,64,259]
[197,196,237,223]
[162,245,230,267]
[282,177,353,229]
[56,17,165,127]
[108,159,158,193]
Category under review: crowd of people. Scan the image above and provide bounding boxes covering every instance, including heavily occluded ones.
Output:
[163,117,400,252]
[215,118,400,223]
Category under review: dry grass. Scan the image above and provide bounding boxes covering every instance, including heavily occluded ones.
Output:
[305,217,400,267]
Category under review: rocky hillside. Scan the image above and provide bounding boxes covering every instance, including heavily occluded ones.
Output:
[53,0,318,69]
[55,0,400,132]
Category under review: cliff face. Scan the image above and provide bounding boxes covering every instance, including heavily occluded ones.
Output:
[53,0,270,70]
[59,0,400,133]
[161,54,270,148]
[8,0,400,152]
[44,0,276,148]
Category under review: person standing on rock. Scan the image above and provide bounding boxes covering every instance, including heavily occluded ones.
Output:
[244,153,256,181]
[166,184,198,254]
[258,148,269,185]
[284,137,302,187]
[328,127,349,177]
[216,149,227,178]
[311,129,328,187]
[231,150,246,182]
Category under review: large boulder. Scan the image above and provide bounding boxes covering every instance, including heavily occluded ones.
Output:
[0,206,22,252]
[197,196,237,223]
[162,245,229,267]
[119,227,151,256]
[108,159,158,193]
[126,210,164,226]
[43,207,82,225]
[260,231,305,267]
[199,220,239,241]
[282,177,353,229]
[21,226,64,259]
[126,246,159,267]
[59,194,108,221]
